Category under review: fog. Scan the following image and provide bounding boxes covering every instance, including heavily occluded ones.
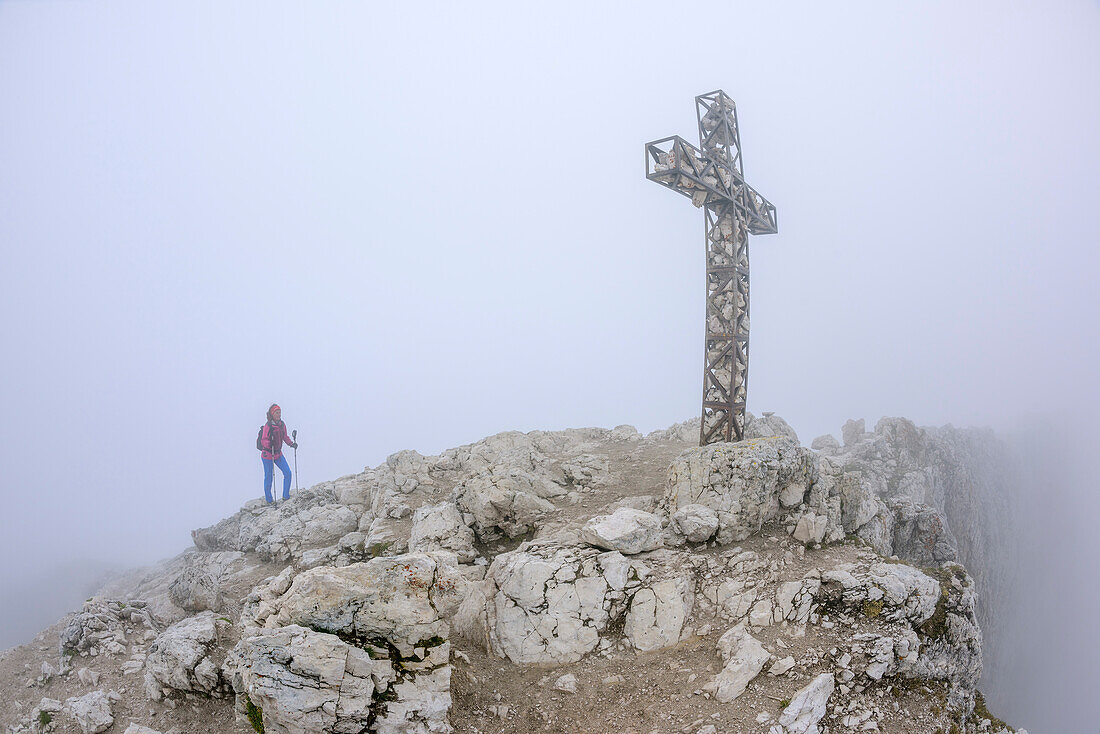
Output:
[1,1,1097,730]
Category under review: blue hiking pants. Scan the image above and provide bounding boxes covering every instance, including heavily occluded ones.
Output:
[262,454,292,502]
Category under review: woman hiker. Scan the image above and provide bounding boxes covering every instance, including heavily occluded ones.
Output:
[258,403,298,504]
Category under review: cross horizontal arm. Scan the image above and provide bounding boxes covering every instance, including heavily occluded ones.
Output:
[645,136,777,235]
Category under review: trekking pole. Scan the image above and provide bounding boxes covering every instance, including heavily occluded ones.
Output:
[292,429,299,495]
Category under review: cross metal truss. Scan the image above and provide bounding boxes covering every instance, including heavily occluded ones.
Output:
[645,90,778,445]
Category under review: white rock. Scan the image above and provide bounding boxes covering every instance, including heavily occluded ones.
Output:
[409,501,477,563]
[748,599,774,627]
[672,504,720,543]
[768,656,796,676]
[779,482,806,508]
[703,624,770,703]
[778,673,835,734]
[459,543,615,664]
[553,673,578,693]
[192,488,359,562]
[453,467,557,541]
[624,576,693,652]
[77,667,101,687]
[123,726,164,734]
[64,691,115,734]
[792,513,828,544]
[143,612,226,701]
[745,413,800,443]
[580,508,663,555]
[224,624,450,734]
[665,438,823,544]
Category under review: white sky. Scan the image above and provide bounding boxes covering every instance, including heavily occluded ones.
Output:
[1,2,1098,727]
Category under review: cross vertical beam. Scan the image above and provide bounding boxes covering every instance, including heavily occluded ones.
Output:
[645,91,777,445]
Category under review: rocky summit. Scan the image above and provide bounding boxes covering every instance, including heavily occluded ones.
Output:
[0,414,1027,734]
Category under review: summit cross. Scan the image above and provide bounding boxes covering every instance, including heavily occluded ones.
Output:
[645,90,778,445]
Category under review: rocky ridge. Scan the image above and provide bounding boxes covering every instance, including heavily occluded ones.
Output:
[1,414,1026,734]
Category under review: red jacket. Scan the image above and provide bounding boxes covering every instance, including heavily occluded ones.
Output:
[259,420,293,460]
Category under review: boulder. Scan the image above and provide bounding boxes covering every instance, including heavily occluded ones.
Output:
[702,624,770,703]
[841,418,866,446]
[623,576,693,652]
[460,542,648,664]
[580,508,663,555]
[64,691,115,734]
[143,612,227,700]
[744,412,799,443]
[166,550,250,613]
[792,513,828,544]
[409,502,477,563]
[778,673,834,734]
[453,468,556,541]
[59,600,154,657]
[553,673,578,693]
[225,624,445,734]
[671,504,719,543]
[192,488,359,562]
[254,554,465,658]
[664,437,821,544]
[773,577,820,624]
[560,454,611,490]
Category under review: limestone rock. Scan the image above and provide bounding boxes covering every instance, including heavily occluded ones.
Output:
[744,412,799,443]
[624,575,693,652]
[646,417,700,442]
[225,624,450,734]
[409,502,477,563]
[76,667,101,687]
[792,513,828,544]
[768,656,795,676]
[191,488,359,562]
[143,612,227,700]
[580,508,663,555]
[560,454,611,490]
[453,468,556,541]
[664,437,821,544]
[778,673,834,734]
[818,562,940,626]
[63,691,115,734]
[552,673,578,693]
[461,542,649,664]
[253,553,465,658]
[885,497,958,566]
[703,624,770,703]
[166,551,248,613]
[841,419,866,446]
[671,504,719,543]
[774,577,820,624]
[59,599,154,657]
[123,726,164,734]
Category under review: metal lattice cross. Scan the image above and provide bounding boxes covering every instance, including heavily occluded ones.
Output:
[645,91,778,445]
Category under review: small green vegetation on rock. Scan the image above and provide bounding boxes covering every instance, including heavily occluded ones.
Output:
[37,711,52,726]
[779,699,790,709]
[862,598,884,617]
[367,542,392,558]
[972,691,1015,732]
[918,566,954,640]
[244,694,265,734]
